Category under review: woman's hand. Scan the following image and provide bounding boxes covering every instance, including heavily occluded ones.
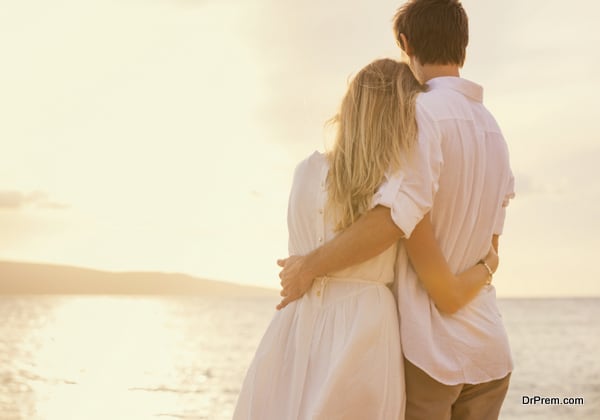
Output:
[276,256,315,310]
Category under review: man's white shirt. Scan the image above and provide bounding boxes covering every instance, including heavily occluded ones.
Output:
[374,76,515,385]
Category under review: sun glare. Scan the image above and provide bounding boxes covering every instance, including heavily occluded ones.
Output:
[29,297,190,419]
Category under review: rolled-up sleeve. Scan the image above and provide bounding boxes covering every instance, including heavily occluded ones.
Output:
[493,170,515,235]
[372,105,443,238]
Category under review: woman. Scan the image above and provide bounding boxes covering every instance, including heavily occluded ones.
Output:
[233,59,496,420]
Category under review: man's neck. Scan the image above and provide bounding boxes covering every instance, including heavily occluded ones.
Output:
[414,63,461,83]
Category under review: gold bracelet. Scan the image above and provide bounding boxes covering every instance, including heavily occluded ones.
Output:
[478,259,493,285]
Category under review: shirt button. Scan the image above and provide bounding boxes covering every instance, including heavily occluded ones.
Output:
[318,208,323,214]
[318,237,323,243]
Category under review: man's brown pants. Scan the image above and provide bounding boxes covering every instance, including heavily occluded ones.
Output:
[404,358,511,420]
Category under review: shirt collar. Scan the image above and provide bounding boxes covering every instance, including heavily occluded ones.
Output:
[426,77,483,103]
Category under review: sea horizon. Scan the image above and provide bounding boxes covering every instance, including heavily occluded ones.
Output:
[2,259,598,300]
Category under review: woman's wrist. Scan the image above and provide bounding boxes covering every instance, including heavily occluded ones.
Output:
[478,259,493,285]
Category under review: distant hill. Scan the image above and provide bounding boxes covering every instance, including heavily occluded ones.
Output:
[0,261,278,296]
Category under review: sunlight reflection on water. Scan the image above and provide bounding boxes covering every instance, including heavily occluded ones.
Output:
[0,295,277,420]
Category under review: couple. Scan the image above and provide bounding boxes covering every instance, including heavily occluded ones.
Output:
[234,1,514,419]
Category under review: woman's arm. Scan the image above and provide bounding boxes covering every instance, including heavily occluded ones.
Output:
[405,213,498,314]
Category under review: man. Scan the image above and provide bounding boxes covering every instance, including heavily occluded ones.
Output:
[277,1,515,419]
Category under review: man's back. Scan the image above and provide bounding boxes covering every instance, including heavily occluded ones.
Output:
[422,77,514,274]
[394,76,514,385]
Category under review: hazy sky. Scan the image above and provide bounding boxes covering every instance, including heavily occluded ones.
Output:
[1,0,599,297]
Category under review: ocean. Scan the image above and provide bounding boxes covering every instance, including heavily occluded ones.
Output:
[1,295,598,420]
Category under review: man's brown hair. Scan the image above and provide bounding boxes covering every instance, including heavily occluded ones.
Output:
[393,0,469,66]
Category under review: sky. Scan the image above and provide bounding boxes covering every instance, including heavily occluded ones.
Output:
[1,0,599,297]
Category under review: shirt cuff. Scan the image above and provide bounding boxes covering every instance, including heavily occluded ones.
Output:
[372,173,426,239]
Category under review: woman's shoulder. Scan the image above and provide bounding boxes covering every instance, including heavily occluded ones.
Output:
[293,150,328,180]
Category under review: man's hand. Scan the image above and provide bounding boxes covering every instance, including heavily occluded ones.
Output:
[276,255,315,310]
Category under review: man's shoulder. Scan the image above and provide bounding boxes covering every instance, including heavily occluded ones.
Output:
[416,86,501,130]
[416,87,466,118]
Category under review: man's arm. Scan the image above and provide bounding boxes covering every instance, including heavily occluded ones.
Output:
[277,205,404,309]
[277,102,443,309]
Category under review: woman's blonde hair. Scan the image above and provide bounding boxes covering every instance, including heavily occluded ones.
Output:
[326,59,423,232]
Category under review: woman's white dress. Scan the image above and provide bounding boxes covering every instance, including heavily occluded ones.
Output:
[233,151,405,420]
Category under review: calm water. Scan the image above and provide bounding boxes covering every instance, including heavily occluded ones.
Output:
[1,295,598,420]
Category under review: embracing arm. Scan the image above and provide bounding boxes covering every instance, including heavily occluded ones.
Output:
[405,215,498,314]
[276,205,404,309]
[277,107,443,309]
[305,205,403,278]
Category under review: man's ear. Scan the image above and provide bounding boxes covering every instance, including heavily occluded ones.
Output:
[398,33,413,56]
